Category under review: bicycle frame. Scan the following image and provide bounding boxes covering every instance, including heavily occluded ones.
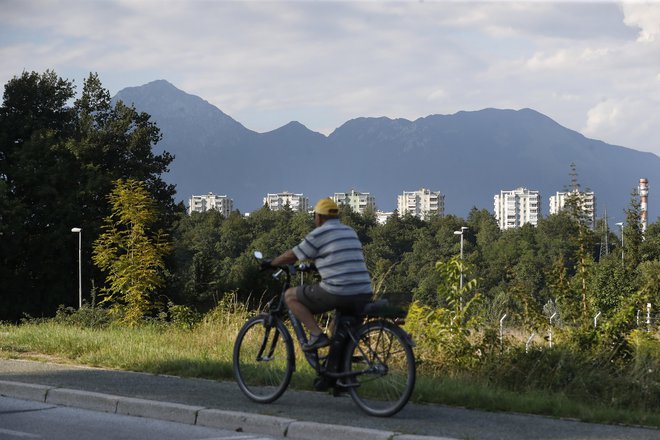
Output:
[259,263,383,381]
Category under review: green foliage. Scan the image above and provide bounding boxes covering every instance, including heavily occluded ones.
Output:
[588,253,637,315]
[167,302,201,330]
[405,256,484,371]
[624,189,644,269]
[93,179,171,325]
[640,221,660,261]
[0,70,178,321]
[53,304,114,328]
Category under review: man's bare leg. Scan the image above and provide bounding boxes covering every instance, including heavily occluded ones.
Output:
[284,287,322,335]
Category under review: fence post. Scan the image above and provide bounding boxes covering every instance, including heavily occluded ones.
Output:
[548,312,557,348]
[525,333,535,353]
[647,303,652,333]
[499,314,507,351]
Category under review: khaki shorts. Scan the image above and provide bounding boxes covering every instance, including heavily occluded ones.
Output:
[295,283,372,314]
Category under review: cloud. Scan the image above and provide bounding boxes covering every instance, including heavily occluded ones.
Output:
[583,98,659,153]
[623,2,660,42]
[1,1,660,156]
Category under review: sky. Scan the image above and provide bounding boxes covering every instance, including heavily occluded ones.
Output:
[1,0,660,157]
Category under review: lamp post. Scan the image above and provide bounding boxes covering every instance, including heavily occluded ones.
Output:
[71,227,82,308]
[453,226,468,309]
[615,222,624,266]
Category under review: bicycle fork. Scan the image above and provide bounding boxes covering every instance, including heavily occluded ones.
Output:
[256,324,280,362]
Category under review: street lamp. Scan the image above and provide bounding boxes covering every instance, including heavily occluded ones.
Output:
[71,227,82,308]
[454,226,468,309]
[615,222,624,265]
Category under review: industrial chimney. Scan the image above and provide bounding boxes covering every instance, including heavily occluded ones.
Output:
[639,178,649,233]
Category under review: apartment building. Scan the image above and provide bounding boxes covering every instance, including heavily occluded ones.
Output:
[188,193,234,217]
[263,191,309,212]
[376,211,393,224]
[494,187,540,230]
[332,189,376,214]
[397,188,445,220]
[549,189,596,229]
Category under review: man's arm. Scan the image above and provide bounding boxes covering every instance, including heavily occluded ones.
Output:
[271,249,297,266]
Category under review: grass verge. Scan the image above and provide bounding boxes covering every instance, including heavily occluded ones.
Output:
[0,319,658,429]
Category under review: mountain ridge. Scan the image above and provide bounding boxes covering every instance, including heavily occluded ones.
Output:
[112,80,659,222]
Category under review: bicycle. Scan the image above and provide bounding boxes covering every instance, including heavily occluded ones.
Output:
[232,251,416,417]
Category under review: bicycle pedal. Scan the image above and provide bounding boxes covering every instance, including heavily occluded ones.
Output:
[313,377,334,391]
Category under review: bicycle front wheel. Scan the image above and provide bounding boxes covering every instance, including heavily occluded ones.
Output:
[343,320,416,417]
[233,314,294,403]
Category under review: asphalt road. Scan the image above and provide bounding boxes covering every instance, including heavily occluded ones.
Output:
[0,396,282,440]
[0,359,658,440]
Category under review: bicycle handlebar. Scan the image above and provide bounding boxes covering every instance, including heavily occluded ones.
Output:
[254,251,317,280]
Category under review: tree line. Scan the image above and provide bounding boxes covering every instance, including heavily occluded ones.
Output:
[170,200,659,331]
[1,70,658,332]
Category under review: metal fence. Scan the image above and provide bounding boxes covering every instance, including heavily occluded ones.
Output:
[498,303,658,352]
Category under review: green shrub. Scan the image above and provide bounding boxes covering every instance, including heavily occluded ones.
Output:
[167,302,201,330]
[52,304,114,328]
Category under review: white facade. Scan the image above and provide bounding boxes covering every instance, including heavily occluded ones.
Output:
[188,193,233,217]
[494,187,540,230]
[332,190,376,214]
[263,192,309,212]
[397,188,445,220]
[376,211,393,224]
[549,190,596,229]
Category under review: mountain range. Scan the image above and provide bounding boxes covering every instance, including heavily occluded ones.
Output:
[113,80,660,224]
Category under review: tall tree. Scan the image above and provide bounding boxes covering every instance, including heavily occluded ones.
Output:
[0,71,79,319]
[93,179,171,325]
[563,165,597,325]
[71,73,179,226]
[623,189,644,270]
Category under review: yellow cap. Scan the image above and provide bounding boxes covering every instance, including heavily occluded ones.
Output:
[314,198,339,216]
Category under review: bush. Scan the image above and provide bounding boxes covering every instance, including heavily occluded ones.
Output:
[167,302,201,330]
[53,304,113,328]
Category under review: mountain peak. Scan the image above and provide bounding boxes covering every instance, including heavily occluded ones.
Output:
[268,120,323,135]
[143,79,177,89]
[112,80,254,150]
[262,120,326,145]
[115,79,179,96]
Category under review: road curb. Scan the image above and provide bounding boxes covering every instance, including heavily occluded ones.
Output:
[46,388,119,413]
[0,380,49,402]
[0,380,455,440]
[286,421,395,440]
[117,396,204,425]
[197,408,295,437]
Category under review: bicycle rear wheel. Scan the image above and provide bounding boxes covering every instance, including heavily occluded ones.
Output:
[233,314,294,403]
[343,320,415,417]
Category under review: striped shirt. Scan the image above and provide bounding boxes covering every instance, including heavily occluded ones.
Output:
[292,219,372,296]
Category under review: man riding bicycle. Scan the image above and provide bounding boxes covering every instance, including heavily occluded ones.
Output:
[268,198,373,351]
